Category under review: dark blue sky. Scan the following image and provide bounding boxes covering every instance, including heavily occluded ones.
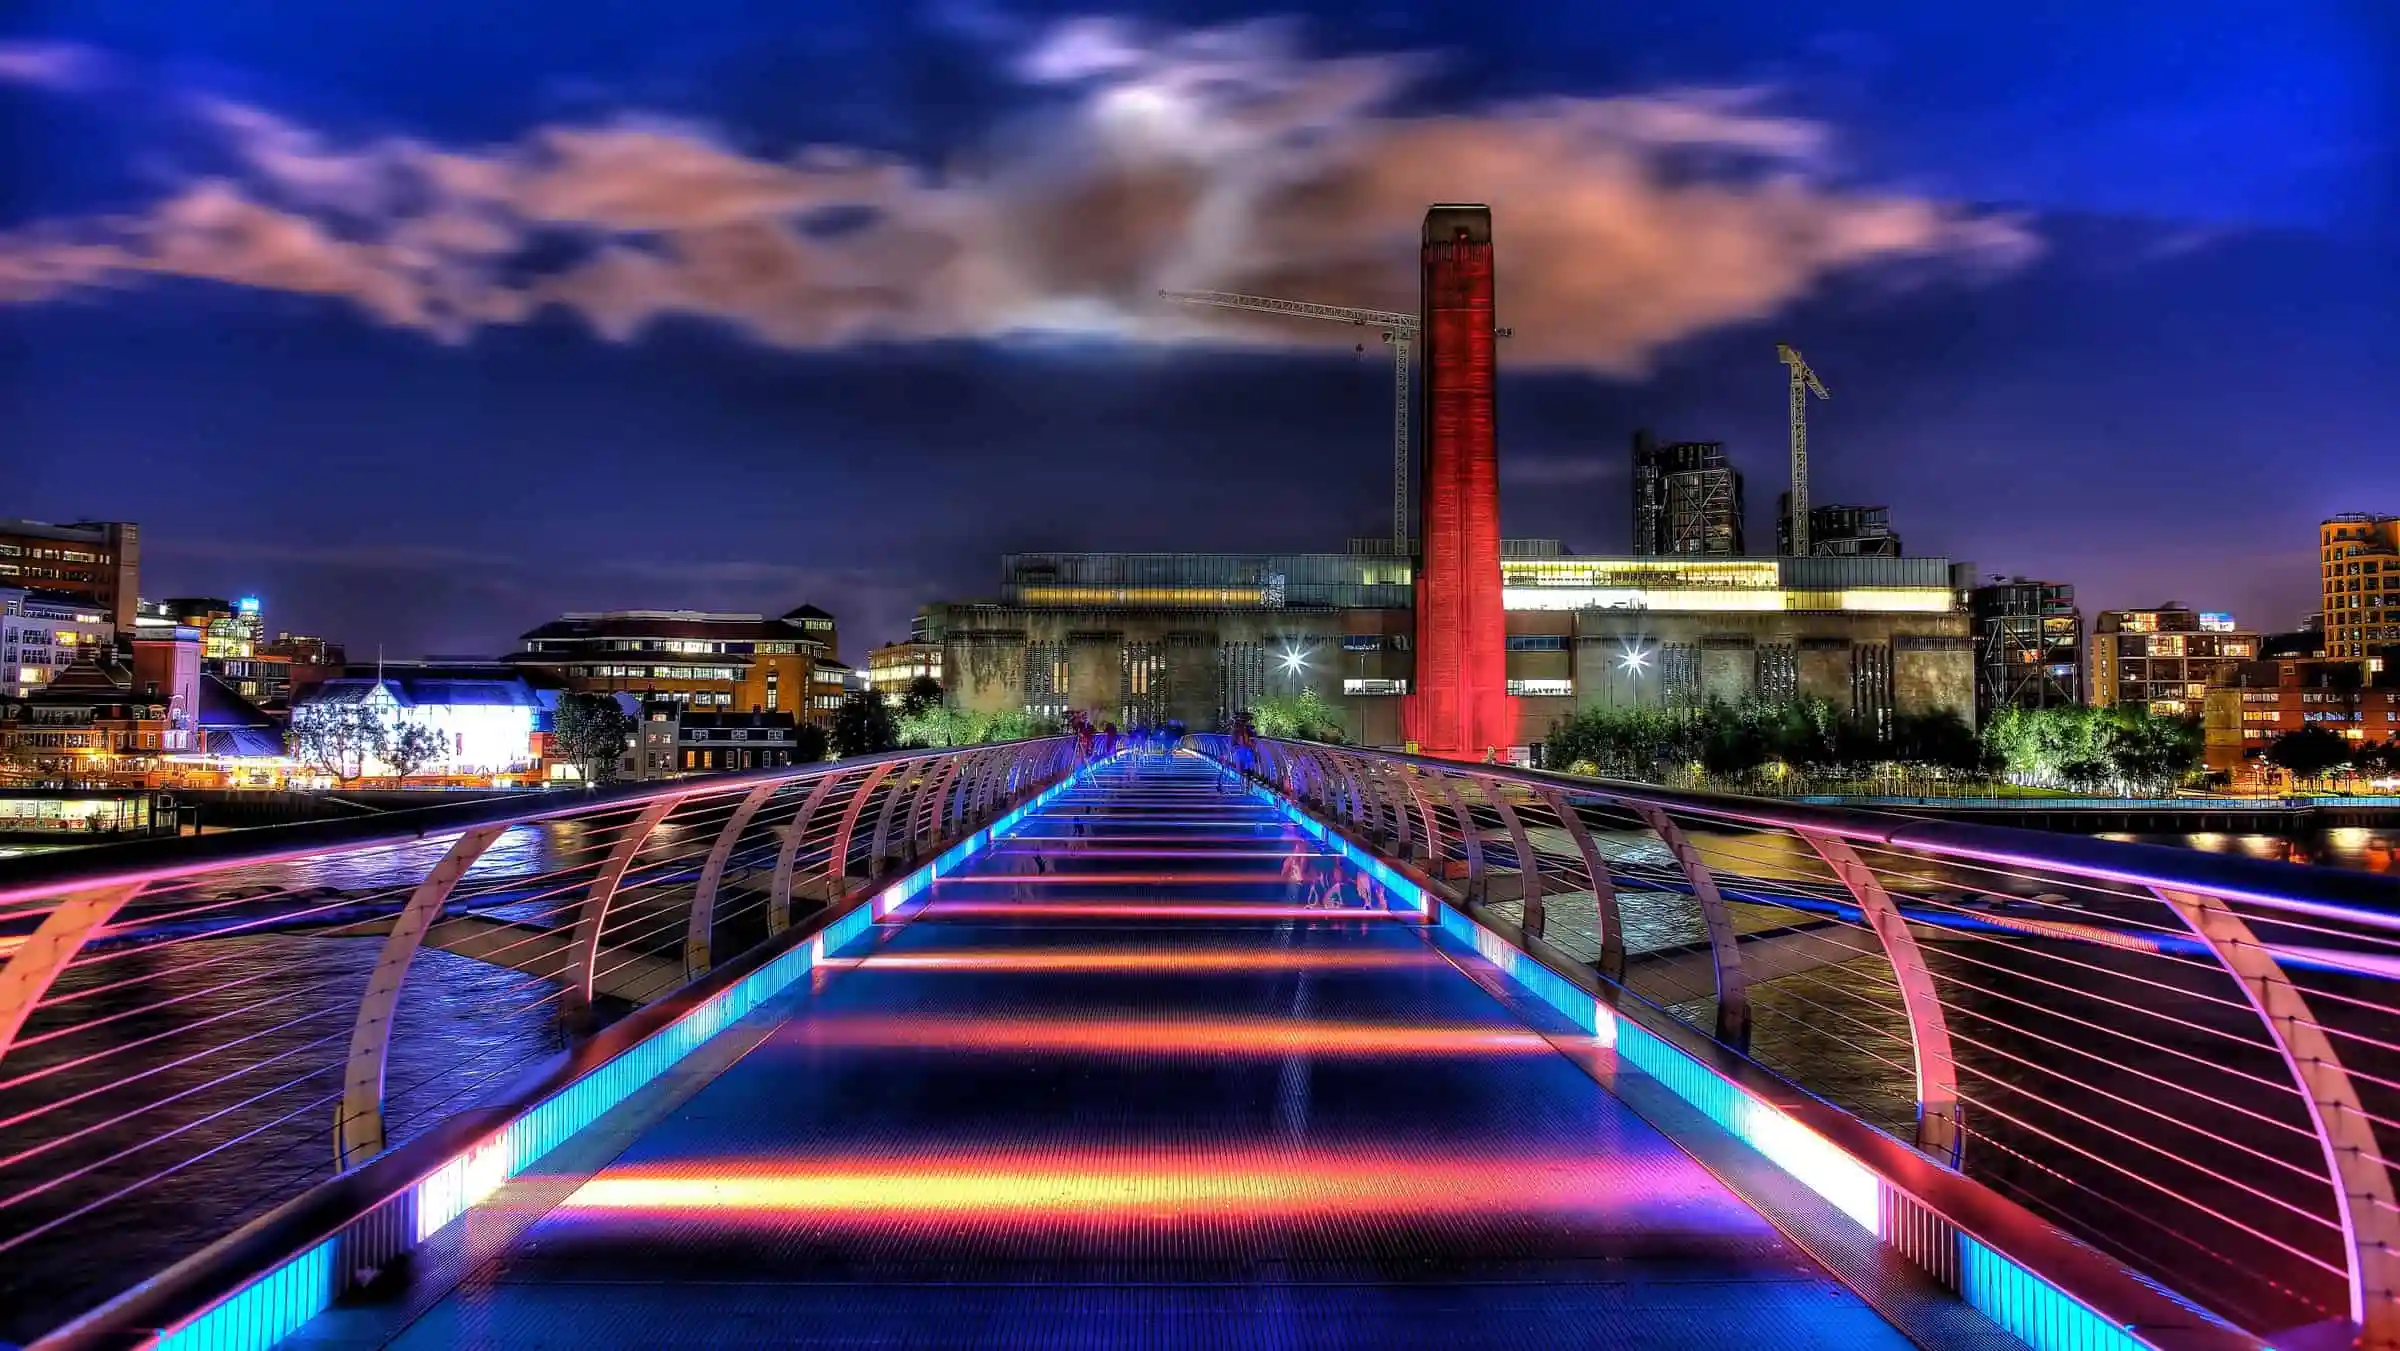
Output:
[2,1,2394,656]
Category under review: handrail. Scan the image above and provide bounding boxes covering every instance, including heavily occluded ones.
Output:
[0,738,1078,1346]
[0,743,971,909]
[1358,746,2400,926]
[1194,736,2400,1350]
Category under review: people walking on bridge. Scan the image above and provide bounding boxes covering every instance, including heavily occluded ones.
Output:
[1280,850,1309,907]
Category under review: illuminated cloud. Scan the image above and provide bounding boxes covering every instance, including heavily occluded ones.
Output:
[0,40,99,89]
[0,20,2036,373]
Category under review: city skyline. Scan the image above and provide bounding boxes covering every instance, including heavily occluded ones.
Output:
[4,2,2395,655]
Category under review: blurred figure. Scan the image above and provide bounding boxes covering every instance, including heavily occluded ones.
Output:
[2367,835,2394,873]
[1280,850,1309,907]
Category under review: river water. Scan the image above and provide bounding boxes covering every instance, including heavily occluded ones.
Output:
[2099,825,2399,873]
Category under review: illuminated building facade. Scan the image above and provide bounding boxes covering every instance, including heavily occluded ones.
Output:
[869,641,943,698]
[2320,513,2400,660]
[932,543,1973,749]
[1631,434,1746,556]
[1405,204,1514,759]
[293,668,545,780]
[2,587,114,698]
[0,519,140,630]
[0,627,201,774]
[2089,605,2258,717]
[1969,578,2082,719]
[154,596,293,707]
[508,606,841,725]
[2203,657,2400,773]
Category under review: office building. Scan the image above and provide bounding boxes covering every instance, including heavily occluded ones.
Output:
[2320,514,2400,660]
[930,543,1973,749]
[2203,657,2400,774]
[156,596,264,661]
[1969,578,2082,718]
[1408,204,1515,757]
[507,606,841,725]
[0,520,140,630]
[0,626,201,773]
[262,632,348,703]
[1776,497,1900,557]
[1631,434,1745,557]
[869,641,943,699]
[2090,606,2259,718]
[2,587,115,698]
[153,596,296,707]
[661,706,808,774]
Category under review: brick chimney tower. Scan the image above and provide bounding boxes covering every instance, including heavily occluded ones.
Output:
[1403,204,1515,760]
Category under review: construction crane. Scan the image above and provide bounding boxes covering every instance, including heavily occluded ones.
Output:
[1776,343,1830,556]
[1159,288,1511,553]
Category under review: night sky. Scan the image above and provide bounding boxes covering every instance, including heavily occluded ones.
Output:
[2,2,2394,658]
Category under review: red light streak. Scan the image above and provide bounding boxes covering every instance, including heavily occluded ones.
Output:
[866,949,1432,974]
[791,1013,1551,1057]
[559,1146,1683,1223]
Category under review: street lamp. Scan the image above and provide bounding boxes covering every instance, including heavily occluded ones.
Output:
[1276,640,1310,696]
[1618,640,1652,707]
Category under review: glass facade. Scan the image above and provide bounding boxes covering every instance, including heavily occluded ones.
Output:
[1003,553,1411,610]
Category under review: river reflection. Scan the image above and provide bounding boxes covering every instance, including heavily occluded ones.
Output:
[2097,826,2398,873]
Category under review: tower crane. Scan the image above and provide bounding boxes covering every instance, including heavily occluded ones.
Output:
[1776,343,1830,556]
[1159,288,1510,553]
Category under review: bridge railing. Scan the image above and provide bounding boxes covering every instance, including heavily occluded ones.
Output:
[0,738,1077,1343]
[1195,735,2400,1349]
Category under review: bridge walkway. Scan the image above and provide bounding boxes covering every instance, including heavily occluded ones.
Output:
[313,752,1917,1349]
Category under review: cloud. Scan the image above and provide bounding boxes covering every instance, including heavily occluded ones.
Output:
[0,40,99,89]
[0,20,2036,374]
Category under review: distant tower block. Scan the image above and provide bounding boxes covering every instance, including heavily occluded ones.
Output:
[1403,204,1516,759]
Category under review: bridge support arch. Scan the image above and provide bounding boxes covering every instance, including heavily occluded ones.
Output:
[2158,886,2400,1347]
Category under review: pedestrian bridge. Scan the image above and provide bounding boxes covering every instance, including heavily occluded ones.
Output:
[0,740,2393,1350]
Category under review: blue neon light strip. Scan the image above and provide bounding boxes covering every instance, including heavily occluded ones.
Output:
[153,1240,333,1351]
[153,756,1103,1351]
[1963,1237,2149,1351]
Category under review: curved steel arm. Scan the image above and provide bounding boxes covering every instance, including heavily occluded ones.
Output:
[1376,763,1413,855]
[1540,788,1622,982]
[565,795,686,1031]
[0,881,149,1069]
[1629,803,1749,1049]
[1429,772,1487,896]
[335,823,506,1166]
[1488,788,1546,940]
[1399,768,1439,864]
[688,780,784,980]
[1802,831,1959,1158]
[868,757,928,878]
[916,757,964,850]
[831,762,898,886]
[2156,885,2400,1342]
[771,770,847,933]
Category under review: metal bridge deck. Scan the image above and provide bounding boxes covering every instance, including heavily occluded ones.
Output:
[359,753,1912,1349]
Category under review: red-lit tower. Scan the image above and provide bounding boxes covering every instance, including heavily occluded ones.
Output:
[1403,204,1515,759]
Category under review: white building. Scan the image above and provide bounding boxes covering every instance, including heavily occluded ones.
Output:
[2,587,115,698]
[292,670,543,780]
